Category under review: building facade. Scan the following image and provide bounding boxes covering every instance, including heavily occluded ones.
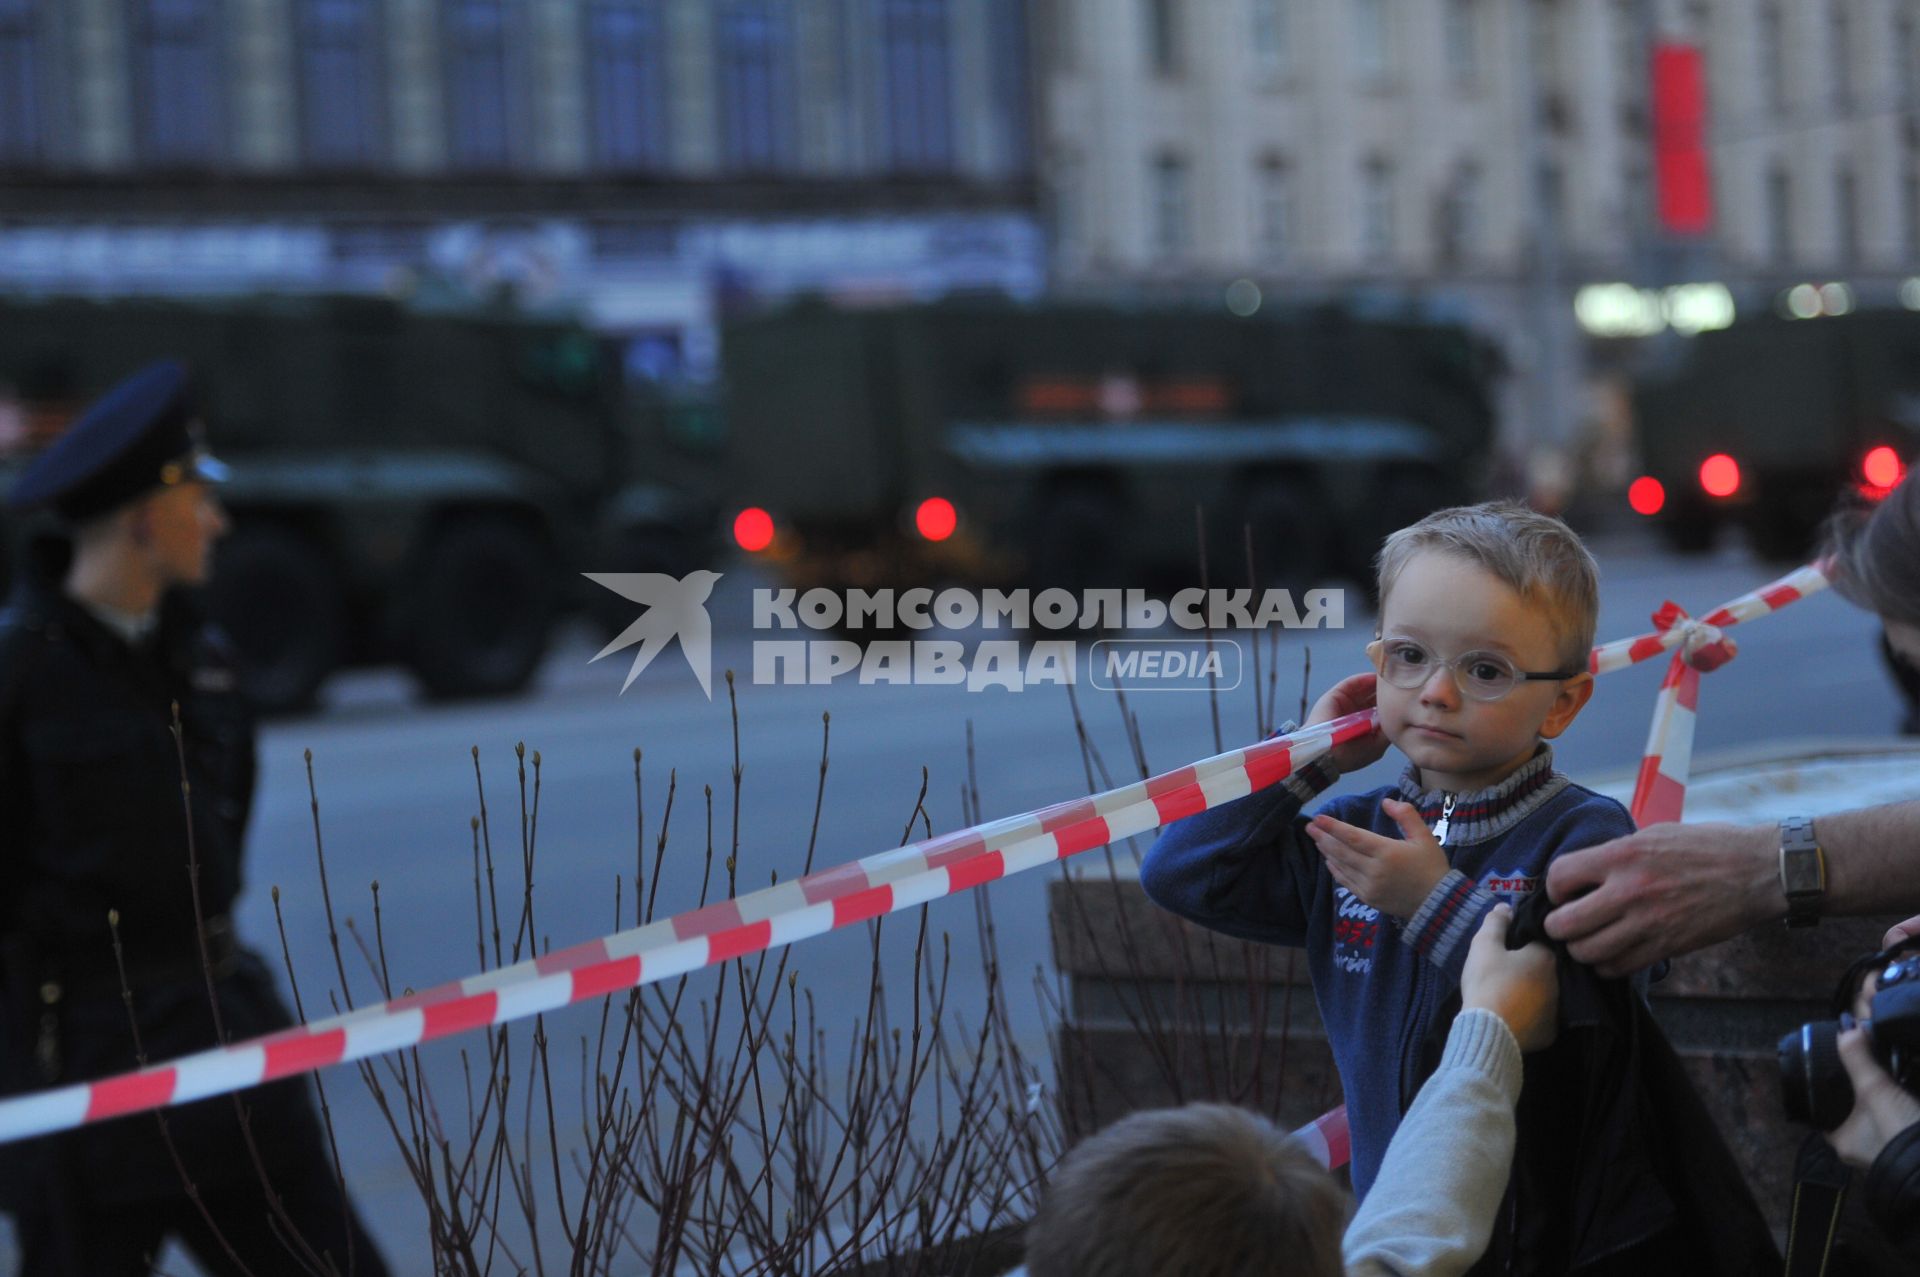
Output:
[1034,0,1920,476]
[0,0,1042,375]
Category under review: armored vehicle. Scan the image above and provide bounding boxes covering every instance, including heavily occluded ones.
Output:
[1630,309,1920,559]
[723,300,1502,596]
[0,294,712,710]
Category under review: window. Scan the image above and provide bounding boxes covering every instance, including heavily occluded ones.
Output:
[1832,4,1852,113]
[1050,152,1079,251]
[1255,156,1291,258]
[1897,10,1916,109]
[1145,0,1180,77]
[133,0,223,166]
[0,0,44,164]
[1837,166,1859,264]
[880,0,954,171]
[1250,0,1289,78]
[1042,0,1075,73]
[1530,0,1565,91]
[1623,159,1650,242]
[1353,0,1391,80]
[445,0,515,169]
[1685,0,1710,85]
[1444,0,1480,86]
[1610,0,1642,105]
[588,0,671,170]
[1537,159,1565,240]
[1438,160,1480,264]
[716,0,797,172]
[1761,4,1786,114]
[1906,153,1920,260]
[298,0,382,167]
[1151,152,1190,255]
[1361,157,1395,257]
[989,0,1033,173]
[1768,165,1794,261]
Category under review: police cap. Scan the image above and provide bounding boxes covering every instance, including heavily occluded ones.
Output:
[6,360,230,522]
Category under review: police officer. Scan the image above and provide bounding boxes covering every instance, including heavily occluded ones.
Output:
[0,363,389,1275]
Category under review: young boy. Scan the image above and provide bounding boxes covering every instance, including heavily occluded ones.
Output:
[1140,501,1622,1200]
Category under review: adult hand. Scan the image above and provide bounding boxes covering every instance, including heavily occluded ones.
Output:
[1542,821,1777,977]
[1827,1026,1920,1172]
[1461,905,1559,1052]
[1307,798,1448,920]
[1305,673,1389,774]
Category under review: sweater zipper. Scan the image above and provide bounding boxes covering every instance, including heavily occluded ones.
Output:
[1431,793,1456,846]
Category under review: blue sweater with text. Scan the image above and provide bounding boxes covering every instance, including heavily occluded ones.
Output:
[1139,744,1634,1199]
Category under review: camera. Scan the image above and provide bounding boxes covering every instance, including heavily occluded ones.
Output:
[1779,950,1920,1130]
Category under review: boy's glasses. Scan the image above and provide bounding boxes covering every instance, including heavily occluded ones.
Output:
[1366,638,1582,702]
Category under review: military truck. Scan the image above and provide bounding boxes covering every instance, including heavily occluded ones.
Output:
[0,294,713,710]
[722,300,1503,595]
[1630,309,1920,559]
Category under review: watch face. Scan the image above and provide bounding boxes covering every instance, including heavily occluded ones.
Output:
[1783,844,1824,896]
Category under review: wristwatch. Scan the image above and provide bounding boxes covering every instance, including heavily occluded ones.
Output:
[1779,815,1826,928]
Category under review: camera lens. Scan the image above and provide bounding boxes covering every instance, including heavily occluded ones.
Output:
[1778,1021,1855,1130]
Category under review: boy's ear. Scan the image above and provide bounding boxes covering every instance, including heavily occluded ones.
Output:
[1538,671,1595,739]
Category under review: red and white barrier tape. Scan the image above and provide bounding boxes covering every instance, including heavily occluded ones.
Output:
[0,560,1838,1162]
[1589,562,1829,677]
[1292,1104,1351,1171]
[1602,563,1830,824]
[0,711,1380,1145]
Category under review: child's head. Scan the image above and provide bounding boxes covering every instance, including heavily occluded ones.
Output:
[1023,1103,1348,1277]
[1368,502,1599,793]
[1823,472,1920,663]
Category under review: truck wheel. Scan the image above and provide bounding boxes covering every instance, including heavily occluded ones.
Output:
[1745,512,1817,563]
[1658,513,1717,555]
[588,526,691,638]
[1030,488,1121,596]
[208,525,344,714]
[408,519,555,699]
[1240,478,1333,589]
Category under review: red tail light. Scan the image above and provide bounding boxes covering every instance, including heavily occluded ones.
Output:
[1628,476,1666,516]
[915,497,957,542]
[1863,446,1906,491]
[733,507,775,553]
[1698,454,1741,498]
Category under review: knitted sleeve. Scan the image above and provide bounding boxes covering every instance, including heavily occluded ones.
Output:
[1343,1008,1524,1277]
[1140,733,1353,946]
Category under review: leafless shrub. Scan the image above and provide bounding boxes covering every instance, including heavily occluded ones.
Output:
[269,675,1055,1276]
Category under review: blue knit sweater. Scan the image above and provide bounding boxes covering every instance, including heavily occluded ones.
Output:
[1139,743,1634,1199]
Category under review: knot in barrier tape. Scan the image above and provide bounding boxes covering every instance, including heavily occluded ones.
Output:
[1648,600,1737,673]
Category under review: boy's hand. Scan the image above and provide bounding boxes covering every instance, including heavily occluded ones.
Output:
[1306,798,1448,919]
[1306,673,1389,773]
[1462,905,1559,1052]
[1884,913,1920,951]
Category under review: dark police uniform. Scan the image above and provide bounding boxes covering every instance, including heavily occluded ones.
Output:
[0,364,389,1276]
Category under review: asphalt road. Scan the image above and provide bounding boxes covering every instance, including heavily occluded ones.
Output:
[8,531,1912,1273]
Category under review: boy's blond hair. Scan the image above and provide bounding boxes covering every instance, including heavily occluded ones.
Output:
[1023,1103,1349,1277]
[1375,501,1600,669]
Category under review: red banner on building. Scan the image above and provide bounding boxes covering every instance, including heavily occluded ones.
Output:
[1652,43,1713,235]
